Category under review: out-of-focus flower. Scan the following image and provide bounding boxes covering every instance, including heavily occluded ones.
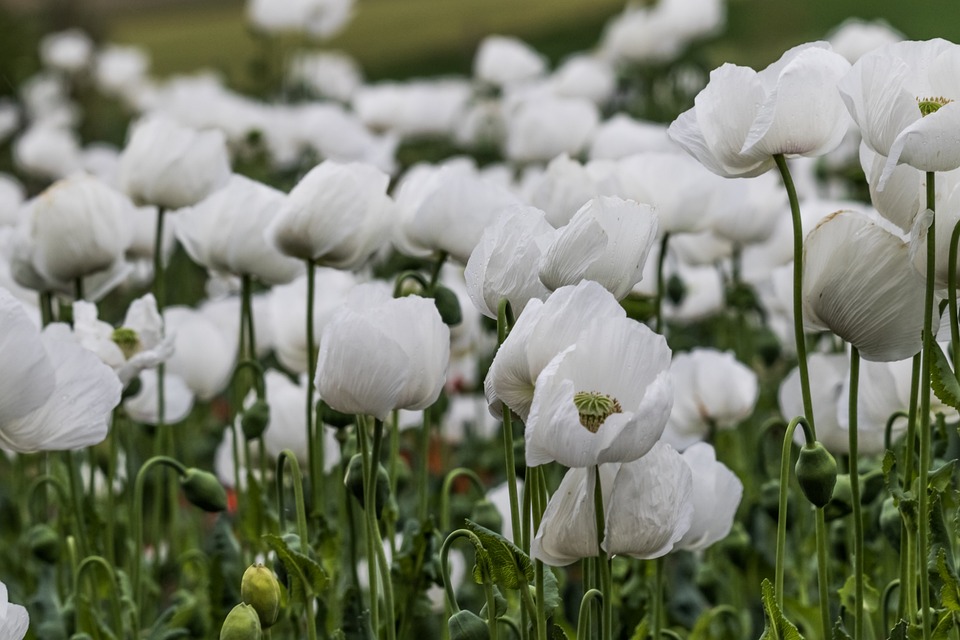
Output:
[288,51,363,102]
[352,79,471,139]
[780,353,848,451]
[0,288,121,452]
[706,172,786,245]
[826,18,903,63]
[393,161,523,263]
[0,174,25,227]
[599,0,724,64]
[803,210,925,361]
[590,116,679,161]
[315,293,450,420]
[0,100,19,144]
[675,443,742,551]
[615,152,717,234]
[549,55,616,105]
[164,305,237,401]
[13,125,82,180]
[839,39,960,186]
[485,280,625,421]
[525,314,672,468]
[473,35,547,88]
[257,370,340,470]
[504,96,599,163]
[28,173,134,284]
[539,196,659,300]
[661,349,758,451]
[72,294,174,387]
[175,174,302,285]
[247,0,354,39]
[95,45,151,98]
[267,161,393,269]
[0,580,29,640]
[527,154,621,227]
[124,369,194,425]
[39,29,94,74]
[669,43,851,178]
[119,114,231,209]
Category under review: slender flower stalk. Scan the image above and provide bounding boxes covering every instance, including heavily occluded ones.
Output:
[497,299,522,547]
[73,556,124,637]
[593,466,613,640]
[305,259,322,518]
[440,468,486,532]
[655,232,670,334]
[949,220,960,378]
[848,346,864,640]
[276,450,317,640]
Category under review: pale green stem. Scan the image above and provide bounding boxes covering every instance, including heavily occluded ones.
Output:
[593,466,613,640]
[651,558,665,640]
[899,353,921,621]
[655,232,671,334]
[357,418,380,636]
[816,508,831,640]
[949,219,960,377]
[849,346,864,640]
[774,154,816,434]
[276,450,317,640]
[64,450,89,558]
[417,409,432,522]
[774,416,815,604]
[497,299,522,548]
[440,467,487,531]
[918,171,937,640]
[440,529,498,640]
[577,589,603,640]
[74,555,124,638]
[305,259,322,519]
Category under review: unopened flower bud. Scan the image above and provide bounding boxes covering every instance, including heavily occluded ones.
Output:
[241,400,270,440]
[220,603,262,640]
[27,523,61,563]
[431,285,463,326]
[181,468,228,512]
[317,399,354,429]
[241,564,281,629]
[343,454,390,519]
[448,609,489,640]
[795,442,838,508]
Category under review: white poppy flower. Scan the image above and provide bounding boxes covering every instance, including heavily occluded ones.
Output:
[247,0,354,39]
[315,294,450,420]
[464,205,555,319]
[531,465,614,566]
[504,96,599,163]
[549,55,616,105]
[525,315,672,468]
[163,305,236,401]
[589,116,679,161]
[539,196,659,300]
[267,160,393,269]
[0,581,28,640]
[351,79,471,139]
[119,114,231,209]
[287,51,363,102]
[839,39,960,186]
[13,124,82,180]
[661,349,758,451]
[484,280,626,421]
[123,369,194,425]
[669,43,851,178]
[175,174,302,285]
[28,173,134,284]
[474,35,547,87]
[0,309,121,452]
[827,18,903,63]
[802,210,926,361]
[0,173,25,227]
[675,443,742,551]
[527,154,621,228]
[779,353,848,452]
[614,152,717,234]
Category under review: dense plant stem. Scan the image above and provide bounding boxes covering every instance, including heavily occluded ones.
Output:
[918,172,937,640]
[276,450,317,640]
[497,299,522,547]
[775,416,813,604]
[848,346,864,640]
[593,466,613,640]
[305,259,322,519]
[773,154,816,434]
[357,419,380,636]
[417,410,431,522]
[815,509,831,640]
[652,557,665,640]
[74,555,124,637]
[440,467,486,531]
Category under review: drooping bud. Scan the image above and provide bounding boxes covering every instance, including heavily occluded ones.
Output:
[241,400,270,440]
[317,399,355,429]
[448,609,490,640]
[431,285,463,326]
[795,442,838,508]
[26,523,61,563]
[181,468,229,512]
[241,564,281,629]
[219,603,262,640]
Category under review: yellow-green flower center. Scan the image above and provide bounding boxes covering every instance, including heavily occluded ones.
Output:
[573,390,622,433]
[918,96,953,117]
[112,327,141,360]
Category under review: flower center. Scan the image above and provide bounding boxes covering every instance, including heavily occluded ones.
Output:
[112,327,142,360]
[918,96,953,117]
[573,390,622,433]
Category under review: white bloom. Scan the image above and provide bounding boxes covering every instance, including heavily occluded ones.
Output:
[504,96,599,163]
[164,305,237,401]
[675,443,742,551]
[827,18,903,63]
[124,369,194,425]
[13,124,82,180]
[39,29,93,73]
[527,154,621,227]
[247,0,353,38]
[352,79,471,139]
[474,35,547,87]
[287,51,363,102]
[0,173,25,227]
[0,581,29,640]
[589,116,679,161]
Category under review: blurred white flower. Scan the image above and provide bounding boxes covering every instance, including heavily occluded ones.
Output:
[0,174,25,227]
[352,79,472,139]
[13,124,82,180]
[164,305,237,401]
[0,580,29,640]
[39,29,94,74]
[95,45,151,98]
[675,443,742,552]
[549,55,616,105]
[527,154,621,227]
[288,51,363,102]
[124,369,194,425]
[473,35,547,87]
[826,18,903,63]
[119,114,231,208]
[589,116,679,161]
[247,0,354,39]
[600,0,724,64]
[504,96,599,163]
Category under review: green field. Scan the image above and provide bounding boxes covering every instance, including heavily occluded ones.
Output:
[103,0,960,87]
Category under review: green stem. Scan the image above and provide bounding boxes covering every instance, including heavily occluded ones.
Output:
[918,171,937,640]
[815,508,831,640]
[655,232,670,335]
[774,154,816,435]
[358,418,381,637]
[651,558,665,640]
[276,451,310,549]
[849,346,864,640]
[497,299,522,548]
[440,468,487,532]
[593,466,613,640]
[370,420,396,640]
[64,450,89,558]
[577,589,603,640]
[417,409,432,523]
[949,219,960,378]
[775,416,815,604]
[899,353,921,621]
[74,555,124,638]
[305,259,322,520]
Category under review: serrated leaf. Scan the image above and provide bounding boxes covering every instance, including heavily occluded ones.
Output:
[938,548,960,613]
[838,574,879,614]
[629,617,650,640]
[832,616,852,640]
[931,342,960,410]
[759,579,805,640]
[465,520,534,589]
[540,566,561,616]
[932,612,956,640]
[882,451,904,501]
[887,619,908,640]
[930,461,957,494]
[264,533,328,602]
[548,623,570,639]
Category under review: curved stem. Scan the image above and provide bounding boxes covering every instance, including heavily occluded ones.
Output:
[775,416,814,604]
[918,171,937,640]
[885,411,909,453]
[577,589,603,640]
[276,451,310,549]
[655,232,671,334]
[74,555,124,638]
[440,468,487,531]
[882,580,900,636]
[774,154,816,435]
[849,346,864,640]
[497,299,522,548]
[26,475,70,523]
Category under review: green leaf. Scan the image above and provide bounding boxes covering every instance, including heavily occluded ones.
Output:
[887,619,908,640]
[882,451,904,501]
[465,520,534,589]
[478,586,507,620]
[540,566,561,616]
[629,617,650,640]
[263,533,328,604]
[548,623,570,640]
[932,611,957,640]
[838,574,879,614]
[930,460,957,494]
[759,578,805,640]
[938,548,960,613]
[931,342,960,410]
[832,617,852,640]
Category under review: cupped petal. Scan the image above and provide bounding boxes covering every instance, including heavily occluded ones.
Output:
[123,369,194,425]
[882,100,960,184]
[531,466,608,566]
[0,287,55,424]
[676,442,742,551]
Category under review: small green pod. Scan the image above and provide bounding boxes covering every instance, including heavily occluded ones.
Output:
[795,442,838,509]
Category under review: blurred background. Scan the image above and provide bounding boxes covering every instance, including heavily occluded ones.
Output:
[4,0,960,97]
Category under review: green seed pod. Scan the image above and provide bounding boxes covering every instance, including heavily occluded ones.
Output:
[795,442,838,508]
[448,609,490,640]
[666,273,686,305]
[879,497,902,549]
[181,468,229,512]
[26,523,61,563]
[469,499,503,535]
[241,564,281,629]
[343,454,390,519]
[317,399,355,429]
[220,603,262,640]
[241,400,270,440]
[432,285,463,326]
